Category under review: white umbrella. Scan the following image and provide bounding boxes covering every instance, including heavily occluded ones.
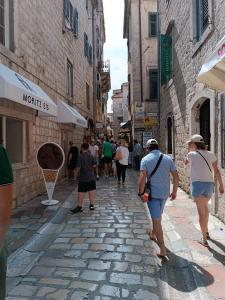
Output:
[197,35,225,92]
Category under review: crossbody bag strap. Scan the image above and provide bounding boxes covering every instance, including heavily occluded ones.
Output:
[196,151,212,173]
[149,154,164,180]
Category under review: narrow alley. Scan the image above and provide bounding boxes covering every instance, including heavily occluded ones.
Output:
[5,171,225,300]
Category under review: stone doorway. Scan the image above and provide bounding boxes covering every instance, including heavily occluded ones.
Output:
[200,99,211,150]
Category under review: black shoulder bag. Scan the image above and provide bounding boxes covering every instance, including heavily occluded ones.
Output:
[146,154,164,201]
[196,151,212,173]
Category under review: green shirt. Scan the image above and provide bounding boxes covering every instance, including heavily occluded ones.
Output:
[0,145,13,186]
[103,142,113,158]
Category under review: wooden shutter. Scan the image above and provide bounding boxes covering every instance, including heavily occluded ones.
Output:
[73,8,78,37]
[84,33,88,57]
[89,45,93,65]
[63,0,69,20]
[160,35,172,85]
[148,13,157,37]
[149,70,158,100]
[201,0,209,32]
[195,0,200,42]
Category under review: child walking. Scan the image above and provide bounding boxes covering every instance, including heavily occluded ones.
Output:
[71,143,97,213]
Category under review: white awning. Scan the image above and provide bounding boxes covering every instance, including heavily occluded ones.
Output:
[197,35,225,91]
[57,100,87,128]
[0,64,57,116]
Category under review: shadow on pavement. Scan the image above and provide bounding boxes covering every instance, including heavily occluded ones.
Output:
[158,249,214,293]
[208,239,225,266]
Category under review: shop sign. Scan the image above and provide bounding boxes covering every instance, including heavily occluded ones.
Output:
[143,131,153,147]
[134,102,144,119]
[144,117,158,127]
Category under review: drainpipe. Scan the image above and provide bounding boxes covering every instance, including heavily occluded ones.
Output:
[92,4,97,137]
[138,0,143,103]
[157,0,161,143]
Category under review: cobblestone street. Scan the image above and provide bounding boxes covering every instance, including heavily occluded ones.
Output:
[5,170,225,300]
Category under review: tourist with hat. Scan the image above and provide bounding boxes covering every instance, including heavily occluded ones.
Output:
[138,138,179,261]
[185,134,224,247]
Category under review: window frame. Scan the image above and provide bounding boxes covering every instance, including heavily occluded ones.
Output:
[86,82,90,110]
[149,69,158,101]
[0,115,26,164]
[66,59,73,98]
[0,0,10,48]
[148,13,157,38]
[191,0,213,54]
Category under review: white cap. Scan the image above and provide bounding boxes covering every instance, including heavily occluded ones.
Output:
[146,138,158,147]
[187,134,204,143]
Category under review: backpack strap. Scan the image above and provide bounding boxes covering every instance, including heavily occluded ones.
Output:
[196,150,212,173]
[149,154,164,180]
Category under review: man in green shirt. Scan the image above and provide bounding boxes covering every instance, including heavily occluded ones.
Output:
[102,138,113,177]
[0,144,13,300]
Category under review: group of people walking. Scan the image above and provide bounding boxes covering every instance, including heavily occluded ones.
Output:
[138,134,224,261]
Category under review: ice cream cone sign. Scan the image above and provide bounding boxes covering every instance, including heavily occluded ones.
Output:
[37,142,65,205]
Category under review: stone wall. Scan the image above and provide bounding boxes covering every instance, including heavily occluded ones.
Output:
[0,0,102,208]
[159,0,225,221]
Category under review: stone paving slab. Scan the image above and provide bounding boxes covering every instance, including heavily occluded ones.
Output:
[6,171,164,300]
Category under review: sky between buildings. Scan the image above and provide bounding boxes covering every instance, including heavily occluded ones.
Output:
[103,0,128,113]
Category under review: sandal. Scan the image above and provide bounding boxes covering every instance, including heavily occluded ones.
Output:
[198,238,209,247]
[157,254,170,262]
[206,232,210,240]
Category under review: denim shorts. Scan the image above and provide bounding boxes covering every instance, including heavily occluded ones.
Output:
[192,181,214,199]
[147,198,167,219]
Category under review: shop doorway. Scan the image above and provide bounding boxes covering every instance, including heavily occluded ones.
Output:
[200,99,210,150]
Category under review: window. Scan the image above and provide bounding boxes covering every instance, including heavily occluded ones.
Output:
[86,83,90,109]
[149,69,158,101]
[88,45,93,65]
[0,0,5,45]
[160,34,173,85]
[0,116,25,163]
[195,0,209,42]
[63,0,73,30]
[0,0,10,48]
[86,0,89,12]
[148,13,157,37]
[66,59,73,97]
[96,84,101,100]
[73,8,78,37]
[84,33,89,57]
[167,117,173,154]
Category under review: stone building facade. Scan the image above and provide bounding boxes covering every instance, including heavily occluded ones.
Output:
[0,0,109,208]
[112,82,130,140]
[158,0,225,221]
[123,0,159,146]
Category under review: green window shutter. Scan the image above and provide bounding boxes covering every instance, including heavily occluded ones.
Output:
[160,35,172,85]
[148,13,157,37]
[195,0,200,42]
[149,70,158,100]
[84,33,88,57]
[89,45,93,65]
[73,8,78,37]
[63,0,69,21]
